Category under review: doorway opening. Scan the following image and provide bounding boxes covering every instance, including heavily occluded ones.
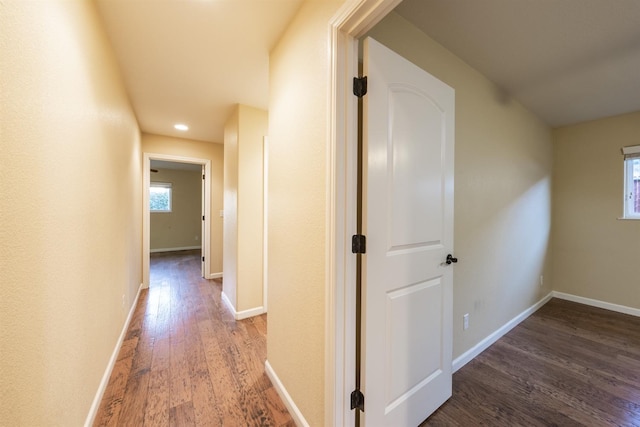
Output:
[143,153,212,288]
[148,159,203,288]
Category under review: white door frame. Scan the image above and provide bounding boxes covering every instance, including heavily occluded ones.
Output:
[143,152,212,287]
[263,136,269,312]
[327,1,403,426]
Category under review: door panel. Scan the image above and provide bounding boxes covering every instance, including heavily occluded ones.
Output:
[386,278,442,407]
[388,85,444,251]
[362,37,455,427]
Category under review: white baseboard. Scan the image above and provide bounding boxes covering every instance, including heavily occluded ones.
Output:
[265,361,309,427]
[220,291,265,320]
[236,306,265,320]
[84,283,144,427]
[208,272,223,279]
[221,291,235,315]
[221,291,265,320]
[452,291,553,373]
[552,291,640,317]
[150,245,201,253]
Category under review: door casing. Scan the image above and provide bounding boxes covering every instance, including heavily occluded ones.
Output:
[327,1,405,426]
[143,152,212,287]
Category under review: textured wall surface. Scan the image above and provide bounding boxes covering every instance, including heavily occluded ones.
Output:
[237,105,267,312]
[223,104,268,313]
[223,107,240,307]
[150,169,202,251]
[552,111,640,308]
[0,1,142,424]
[267,1,344,425]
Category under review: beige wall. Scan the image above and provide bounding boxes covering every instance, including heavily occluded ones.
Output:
[268,2,343,425]
[223,104,268,312]
[142,133,224,275]
[150,168,202,251]
[552,111,640,308]
[0,1,142,425]
[224,107,240,307]
[368,12,554,359]
[237,105,267,311]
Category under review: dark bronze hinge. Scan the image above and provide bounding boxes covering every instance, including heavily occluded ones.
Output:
[353,76,368,98]
[350,389,364,411]
[352,235,366,254]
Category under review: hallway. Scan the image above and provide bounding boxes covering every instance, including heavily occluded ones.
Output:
[94,251,293,426]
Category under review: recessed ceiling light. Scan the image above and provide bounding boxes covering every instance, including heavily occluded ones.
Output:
[174,123,189,131]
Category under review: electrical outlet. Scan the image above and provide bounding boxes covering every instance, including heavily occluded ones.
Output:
[121,294,126,308]
[195,235,199,240]
[539,275,544,286]
[463,313,469,330]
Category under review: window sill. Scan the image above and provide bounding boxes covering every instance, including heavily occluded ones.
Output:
[617,217,640,221]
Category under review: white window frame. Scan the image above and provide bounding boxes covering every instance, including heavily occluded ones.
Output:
[622,145,640,219]
[150,181,172,213]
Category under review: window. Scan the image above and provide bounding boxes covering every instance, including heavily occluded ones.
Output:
[622,145,640,219]
[150,182,172,212]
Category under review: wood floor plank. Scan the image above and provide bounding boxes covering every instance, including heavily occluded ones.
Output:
[189,361,222,426]
[468,349,601,426]
[200,329,246,425]
[153,287,172,342]
[151,337,170,372]
[143,368,169,426]
[93,356,134,427]
[94,250,293,426]
[117,337,139,361]
[117,370,150,426]
[169,401,196,426]
[169,334,192,408]
[185,302,222,426]
[262,385,297,427]
[502,326,640,405]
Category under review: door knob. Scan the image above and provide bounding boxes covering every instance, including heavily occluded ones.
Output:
[446,254,458,265]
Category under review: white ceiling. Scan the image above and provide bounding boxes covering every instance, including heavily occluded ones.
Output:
[394,0,640,128]
[97,1,640,144]
[96,0,303,143]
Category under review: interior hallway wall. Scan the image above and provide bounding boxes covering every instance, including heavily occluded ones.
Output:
[367,12,554,360]
[552,111,640,309]
[223,104,268,313]
[142,133,224,276]
[0,1,142,424]
[267,1,344,425]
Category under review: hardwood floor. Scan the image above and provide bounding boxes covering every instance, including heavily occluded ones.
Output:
[422,298,640,427]
[96,254,640,427]
[94,250,293,426]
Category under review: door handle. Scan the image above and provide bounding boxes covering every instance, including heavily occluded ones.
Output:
[445,254,458,265]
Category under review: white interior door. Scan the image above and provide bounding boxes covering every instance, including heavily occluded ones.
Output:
[361,37,455,427]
